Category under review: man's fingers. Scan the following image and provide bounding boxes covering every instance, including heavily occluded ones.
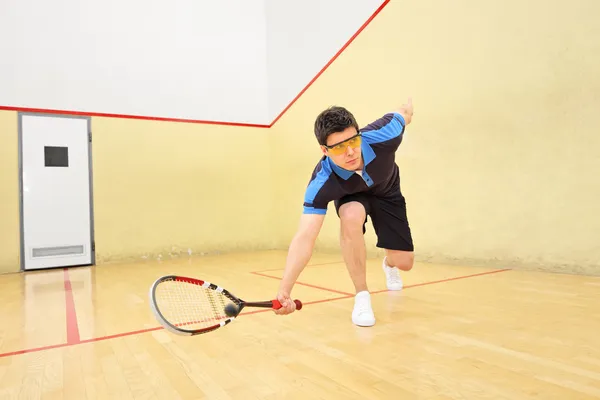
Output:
[274,298,296,315]
[283,300,295,312]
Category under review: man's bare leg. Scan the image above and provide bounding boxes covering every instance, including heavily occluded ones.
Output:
[385,250,414,271]
[338,201,375,327]
[339,201,368,293]
[381,249,414,291]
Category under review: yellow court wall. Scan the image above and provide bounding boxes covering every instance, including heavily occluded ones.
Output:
[91,117,277,264]
[2,0,599,275]
[0,112,277,273]
[270,0,600,274]
[0,111,19,274]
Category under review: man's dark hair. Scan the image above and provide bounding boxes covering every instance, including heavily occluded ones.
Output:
[314,106,359,146]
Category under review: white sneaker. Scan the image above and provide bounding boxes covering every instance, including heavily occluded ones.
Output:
[382,257,403,290]
[352,291,376,327]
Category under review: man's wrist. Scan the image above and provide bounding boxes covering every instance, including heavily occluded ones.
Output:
[278,279,294,294]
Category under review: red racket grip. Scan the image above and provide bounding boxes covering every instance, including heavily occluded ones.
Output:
[272,299,303,310]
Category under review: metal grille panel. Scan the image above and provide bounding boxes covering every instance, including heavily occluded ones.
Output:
[32,245,84,257]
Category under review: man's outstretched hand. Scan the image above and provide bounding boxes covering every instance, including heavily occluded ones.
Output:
[398,97,413,125]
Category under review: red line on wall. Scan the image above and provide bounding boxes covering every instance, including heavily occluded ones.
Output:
[63,268,81,344]
[269,0,390,127]
[0,106,270,128]
[0,0,390,128]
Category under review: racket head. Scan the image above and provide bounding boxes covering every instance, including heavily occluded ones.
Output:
[149,275,242,336]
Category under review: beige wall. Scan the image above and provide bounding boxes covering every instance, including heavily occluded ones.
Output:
[270,0,600,274]
[0,113,277,273]
[91,117,277,264]
[2,0,599,274]
[0,111,20,274]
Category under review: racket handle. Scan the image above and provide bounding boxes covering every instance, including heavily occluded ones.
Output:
[272,299,303,311]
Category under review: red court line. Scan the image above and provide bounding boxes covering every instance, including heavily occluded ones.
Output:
[0,343,72,358]
[254,260,343,273]
[303,295,354,306]
[371,268,512,294]
[250,271,354,296]
[0,0,390,128]
[268,0,390,127]
[63,268,81,344]
[0,326,165,358]
[0,267,510,359]
[239,294,355,316]
[79,327,163,344]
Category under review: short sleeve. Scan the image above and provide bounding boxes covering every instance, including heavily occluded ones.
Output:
[361,112,405,145]
[302,159,333,215]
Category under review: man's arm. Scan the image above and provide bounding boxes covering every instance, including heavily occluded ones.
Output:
[274,212,325,315]
[360,97,414,144]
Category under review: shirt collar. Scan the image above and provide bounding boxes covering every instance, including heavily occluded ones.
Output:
[328,140,376,180]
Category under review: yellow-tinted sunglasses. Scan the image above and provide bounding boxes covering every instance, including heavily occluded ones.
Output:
[324,133,362,156]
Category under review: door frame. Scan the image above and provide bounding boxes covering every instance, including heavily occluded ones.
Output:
[18,112,96,271]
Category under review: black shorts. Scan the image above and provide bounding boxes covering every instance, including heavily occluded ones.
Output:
[334,191,414,252]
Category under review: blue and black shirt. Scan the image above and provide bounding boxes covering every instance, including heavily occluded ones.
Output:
[303,112,406,215]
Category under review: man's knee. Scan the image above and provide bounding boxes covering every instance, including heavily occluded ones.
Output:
[339,202,366,235]
[386,250,414,271]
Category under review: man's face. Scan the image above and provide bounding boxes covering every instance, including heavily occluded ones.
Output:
[321,126,363,171]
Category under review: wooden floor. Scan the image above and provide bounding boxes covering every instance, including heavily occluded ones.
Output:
[1,250,599,399]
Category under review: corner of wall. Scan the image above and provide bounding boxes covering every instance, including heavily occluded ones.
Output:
[0,110,21,274]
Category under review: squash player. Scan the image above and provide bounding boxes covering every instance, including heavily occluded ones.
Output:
[274,99,415,326]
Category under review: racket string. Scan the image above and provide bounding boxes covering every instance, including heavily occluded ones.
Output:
[155,278,231,330]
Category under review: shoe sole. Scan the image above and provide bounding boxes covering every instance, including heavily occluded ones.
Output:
[353,320,375,327]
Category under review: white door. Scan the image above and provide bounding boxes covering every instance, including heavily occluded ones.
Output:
[20,113,94,270]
